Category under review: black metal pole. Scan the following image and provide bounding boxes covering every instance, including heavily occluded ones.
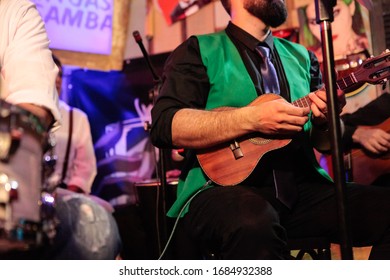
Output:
[314,0,353,259]
[133,31,168,257]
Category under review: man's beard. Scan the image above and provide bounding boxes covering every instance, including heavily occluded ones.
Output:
[244,0,287,28]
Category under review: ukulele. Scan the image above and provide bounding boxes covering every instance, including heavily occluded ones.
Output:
[196,51,390,186]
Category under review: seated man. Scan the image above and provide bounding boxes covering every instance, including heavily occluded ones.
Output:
[150,0,390,259]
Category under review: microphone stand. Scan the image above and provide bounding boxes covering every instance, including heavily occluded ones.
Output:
[133,30,169,257]
[314,0,353,259]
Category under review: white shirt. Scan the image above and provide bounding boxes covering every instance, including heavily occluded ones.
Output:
[0,0,60,126]
[51,100,97,194]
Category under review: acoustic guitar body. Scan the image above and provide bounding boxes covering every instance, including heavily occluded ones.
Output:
[349,118,390,185]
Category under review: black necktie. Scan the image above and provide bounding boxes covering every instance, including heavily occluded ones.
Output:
[256,45,280,94]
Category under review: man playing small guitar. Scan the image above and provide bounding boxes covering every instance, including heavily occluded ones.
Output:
[150,0,390,260]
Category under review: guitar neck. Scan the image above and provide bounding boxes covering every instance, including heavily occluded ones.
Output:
[292,95,312,108]
[293,74,353,108]
[336,74,359,91]
[293,51,390,107]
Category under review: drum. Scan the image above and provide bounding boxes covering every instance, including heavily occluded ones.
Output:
[134,178,178,259]
[0,100,56,252]
[135,178,178,209]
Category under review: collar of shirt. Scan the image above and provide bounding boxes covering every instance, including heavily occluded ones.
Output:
[226,21,274,52]
[225,21,290,101]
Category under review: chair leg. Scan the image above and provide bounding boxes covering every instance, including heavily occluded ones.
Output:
[288,237,332,260]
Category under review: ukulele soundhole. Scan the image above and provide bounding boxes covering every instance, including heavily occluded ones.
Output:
[249,137,272,145]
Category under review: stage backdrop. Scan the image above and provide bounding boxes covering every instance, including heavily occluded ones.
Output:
[296,0,380,114]
[31,0,131,71]
[64,53,170,203]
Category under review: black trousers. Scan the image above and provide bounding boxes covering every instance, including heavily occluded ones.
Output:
[176,181,390,259]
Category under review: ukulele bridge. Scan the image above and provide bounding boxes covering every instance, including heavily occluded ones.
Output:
[230,141,243,160]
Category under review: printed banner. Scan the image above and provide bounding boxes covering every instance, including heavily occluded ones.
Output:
[296,0,377,112]
[64,54,171,202]
[32,0,113,54]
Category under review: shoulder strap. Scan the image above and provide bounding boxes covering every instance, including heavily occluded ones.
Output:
[60,107,73,182]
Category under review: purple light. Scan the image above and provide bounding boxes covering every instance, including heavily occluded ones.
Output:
[32,0,113,55]
[42,193,55,204]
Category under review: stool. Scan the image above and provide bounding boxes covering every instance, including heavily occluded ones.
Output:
[287,237,332,260]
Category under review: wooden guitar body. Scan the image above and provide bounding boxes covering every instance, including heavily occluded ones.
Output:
[197,131,291,186]
[348,118,390,185]
[197,94,291,186]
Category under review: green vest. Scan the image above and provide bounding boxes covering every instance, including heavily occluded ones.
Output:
[167,31,331,218]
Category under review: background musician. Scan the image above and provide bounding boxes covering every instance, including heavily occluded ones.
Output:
[0,0,121,259]
[48,54,122,259]
[341,92,390,186]
[0,0,60,128]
